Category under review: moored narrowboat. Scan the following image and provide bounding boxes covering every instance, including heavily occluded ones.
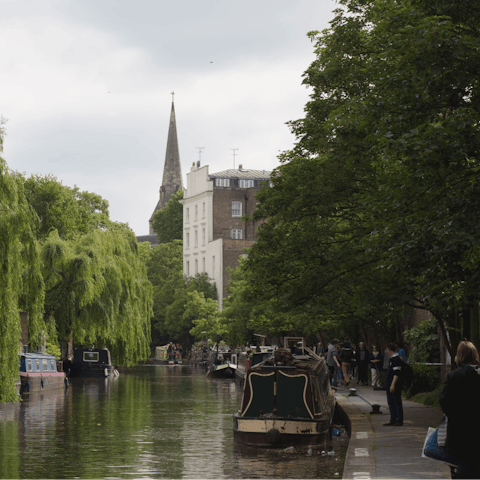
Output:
[19,352,67,394]
[233,337,335,447]
[67,348,118,377]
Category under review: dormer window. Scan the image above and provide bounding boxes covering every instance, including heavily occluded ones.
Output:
[215,178,230,187]
[239,179,254,188]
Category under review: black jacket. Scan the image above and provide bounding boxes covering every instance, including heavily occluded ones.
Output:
[439,364,480,455]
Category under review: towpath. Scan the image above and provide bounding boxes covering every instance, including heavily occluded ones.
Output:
[336,384,451,479]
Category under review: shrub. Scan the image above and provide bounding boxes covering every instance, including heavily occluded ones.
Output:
[406,363,441,397]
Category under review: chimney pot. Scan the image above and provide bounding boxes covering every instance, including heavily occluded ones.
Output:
[192,162,195,167]
[238,164,243,170]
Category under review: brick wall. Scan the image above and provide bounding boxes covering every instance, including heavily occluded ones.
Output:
[212,186,264,241]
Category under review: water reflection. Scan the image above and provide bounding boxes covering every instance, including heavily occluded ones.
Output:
[0,365,347,479]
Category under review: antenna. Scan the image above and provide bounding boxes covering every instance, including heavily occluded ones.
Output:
[171,91,175,103]
[230,148,239,169]
[196,147,205,162]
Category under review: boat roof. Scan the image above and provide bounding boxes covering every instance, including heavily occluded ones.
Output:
[19,352,56,360]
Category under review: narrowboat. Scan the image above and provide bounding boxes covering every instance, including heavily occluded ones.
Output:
[67,348,118,377]
[19,352,67,394]
[233,337,335,447]
[208,350,238,379]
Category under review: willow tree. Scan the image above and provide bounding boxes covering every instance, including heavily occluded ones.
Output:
[0,155,44,401]
[41,226,153,365]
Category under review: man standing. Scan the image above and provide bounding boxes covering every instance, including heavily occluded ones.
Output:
[384,343,404,426]
[356,342,370,386]
[326,339,340,384]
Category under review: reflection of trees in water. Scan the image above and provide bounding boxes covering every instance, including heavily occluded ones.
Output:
[0,367,346,479]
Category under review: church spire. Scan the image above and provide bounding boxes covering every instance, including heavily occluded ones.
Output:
[149,97,184,233]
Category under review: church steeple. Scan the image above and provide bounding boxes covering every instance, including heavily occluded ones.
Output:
[149,97,184,233]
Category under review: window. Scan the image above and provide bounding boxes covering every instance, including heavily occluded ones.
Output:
[50,360,56,371]
[232,229,242,239]
[186,233,190,248]
[202,228,205,245]
[195,205,198,220]
[239,179,254,188]
[215,178,230,187]
[35,359,40,371]
[202,257,205,272]
[186,208,189,221]
[83,352,99,362]
[195,259,198,274]
[195,230,198,247]
[186,261,190,276]
[202,202,205,218]
[232,201,242,217]
[27,359,32,372]
[42,359,48,371]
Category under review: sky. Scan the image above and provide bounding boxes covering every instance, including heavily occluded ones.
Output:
[1,0,336,236]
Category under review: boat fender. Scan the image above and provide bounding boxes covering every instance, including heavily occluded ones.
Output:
[65,377,69,387]
[41,378,44,388]
[104,368,108,377]
[266,428,281,445]
[26,381,30,392]
[114,369,119,376]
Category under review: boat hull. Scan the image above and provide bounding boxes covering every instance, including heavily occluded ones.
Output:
[209,364,236,379]
[233,414,332,447]
[19,372,66,394]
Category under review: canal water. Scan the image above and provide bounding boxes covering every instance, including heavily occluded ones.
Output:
[0,365,348,479]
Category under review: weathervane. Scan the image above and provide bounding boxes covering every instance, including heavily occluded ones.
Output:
[230,148,239,169]
[196,147,205,162]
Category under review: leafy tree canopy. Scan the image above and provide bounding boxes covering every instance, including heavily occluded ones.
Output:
[0,157,44,401]
[245,0,480,356]
[151,190,184,244]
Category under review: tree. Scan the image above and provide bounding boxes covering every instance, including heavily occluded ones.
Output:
[151,190,184,244]
[41,226,153,366]
[187,291,222,343]
[246,0,480,356]
[24,174,110,240]
[0,157,44,401]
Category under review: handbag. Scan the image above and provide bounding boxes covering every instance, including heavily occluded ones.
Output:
[423,422,459,467]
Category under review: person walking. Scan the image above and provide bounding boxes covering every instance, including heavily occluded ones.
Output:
[396,342,407,362]
[356,342,370,386]
[369,345,383,388]
[326,339,340,384]
[383,342,404,427]
[339,341,354,386]
[439,340,480,478]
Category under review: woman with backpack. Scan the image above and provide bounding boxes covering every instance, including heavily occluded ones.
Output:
[339,341,354,387]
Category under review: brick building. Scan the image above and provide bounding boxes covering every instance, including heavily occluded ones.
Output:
[181,163,271,308]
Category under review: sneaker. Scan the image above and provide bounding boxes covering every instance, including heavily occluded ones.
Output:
[383,422,396,426]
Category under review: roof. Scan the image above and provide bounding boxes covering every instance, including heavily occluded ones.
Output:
[209,168,271,180]
[136,234,159,247]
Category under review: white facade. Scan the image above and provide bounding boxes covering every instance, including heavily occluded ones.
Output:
[182,164,225,307]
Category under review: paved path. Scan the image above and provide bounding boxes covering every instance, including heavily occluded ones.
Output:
[336,383,451,479]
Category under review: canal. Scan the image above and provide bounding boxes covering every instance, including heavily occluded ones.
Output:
[0,365,348,478]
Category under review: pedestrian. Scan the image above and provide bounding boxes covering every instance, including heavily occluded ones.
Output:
[383,342,404,427]
[356,342,370,386]
[369,345,383,388]
[339,340,354,386]
[326,339,340,385]
[317,342,324,356]
[333,343,343,386]
[350,344,357,381]
[439,340,480,478]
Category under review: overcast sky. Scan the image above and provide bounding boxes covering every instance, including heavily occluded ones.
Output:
[1,0,335,236]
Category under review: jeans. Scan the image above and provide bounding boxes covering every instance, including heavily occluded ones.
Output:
[386,387,403,424]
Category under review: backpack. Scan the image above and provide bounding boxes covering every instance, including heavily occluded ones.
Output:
[400,360,414,390]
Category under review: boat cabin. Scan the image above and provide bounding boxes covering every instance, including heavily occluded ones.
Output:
[68,348,116,377]
[20,353,58,374]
